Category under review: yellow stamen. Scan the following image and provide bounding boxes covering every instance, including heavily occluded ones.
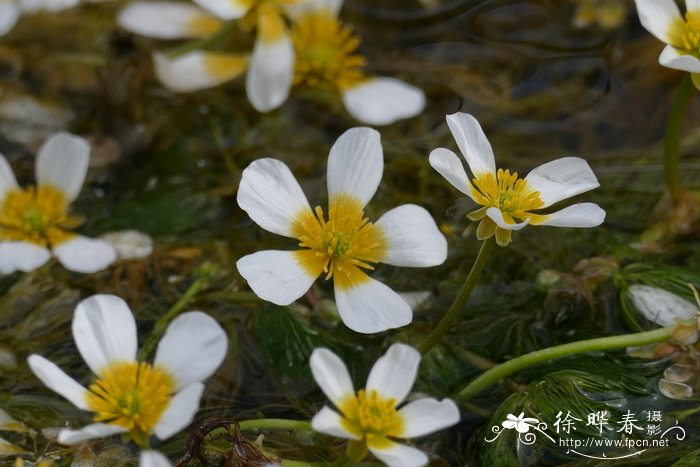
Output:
[291,11,367,91]
[669,11,700,54]
[185,15,224,37]
[291,195,386,290]
[468,169,545,246]
[85,361,174,446]
[0,186,79,246]
[339,389,404,450]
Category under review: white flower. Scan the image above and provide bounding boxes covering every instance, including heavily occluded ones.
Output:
[236,127,447,334]
[0,132,117,274]
[635,0,700,74]
[501,412,539,433]
[118,0,309,112]
[628,284,698,327]
[100,230,154,260]
[429,112,606,247]
[287,0,425,125]
[309,344,460,467]
[27,294,228,466]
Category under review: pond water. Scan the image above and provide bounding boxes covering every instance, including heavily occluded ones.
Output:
[2,0,700,465]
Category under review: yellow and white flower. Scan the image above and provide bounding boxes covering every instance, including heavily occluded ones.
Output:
[288,0,425,125]
[27,294,228,465]
[118,0,308,112]
[429,112,606,247]
[309,344,460,467]
[635,0,700,77]
[236,127,447,334]
[0,132,117,274]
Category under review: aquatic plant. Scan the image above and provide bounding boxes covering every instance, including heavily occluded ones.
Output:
[236,127,447,333]
[27,294,227,465]
[0,132,117,274]
[309,343,460,465]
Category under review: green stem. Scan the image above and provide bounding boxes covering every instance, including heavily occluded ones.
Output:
[138,267,213,360]
[419,237,495,355]
[166,20,239,59]
[238,419,313,431]
[456,324,681,400]
[664,73,693,202]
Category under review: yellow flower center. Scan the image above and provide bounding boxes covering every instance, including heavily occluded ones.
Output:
[0,186,79,246]
[291,11,367,91]
[470,169,544,219]
[339,389,404,448]
[85,361,174,446]
[291,195,387,290]
[670,11,700,54]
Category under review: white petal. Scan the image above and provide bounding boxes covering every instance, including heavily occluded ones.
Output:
[524,157,600,208]
[689,0,700,13]
[485,207,530,231]
[236,250,317,305]
[99,230,154,260]
[428,147,473,198]
[53,236,117,273]
[72,294,138,376]
[246,22,293,112]
[20,0,78,12]
[366,343,419,404]
[628,285,698,327]
[140,450,173,467]
[153,51,247,93]
[375,204,446,267]
[191,0,248,19]
[334,276,412,333]
[311,406,359,439]
[309,348,355,407]
[0,155,18,203]
[237,158,312,238]
[327,127,382,208]
[36,132,90,203]
[0,242,50,274]
[634,0,681,44]
[152,383,204,440]
[285,0,342,19]
[118,2,222,39]
[445,112,496,178]
[0,3,20,37]
[369,441,428,467]
[26,355,89,410]
[57,423,128,445]
[342,77,425,126]
[154,312,227,390]
[533,203,605,228]
[398,398,460,438]
[659,45,700,72]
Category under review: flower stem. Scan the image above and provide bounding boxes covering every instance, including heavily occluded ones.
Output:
[166,20,239,59]
[665,73,693,202]
[238,419,313,431]
[138,264,216,360]
[455,324,681,400]
[419,237,495,355]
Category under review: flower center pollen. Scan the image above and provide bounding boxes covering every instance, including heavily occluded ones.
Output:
[670,11,700,54]
[0,186,79,246]
[471,169,544,218]
[292,195,387,289]
[339,389,404,446]
[85,361,174,446]
[291,11,367,91]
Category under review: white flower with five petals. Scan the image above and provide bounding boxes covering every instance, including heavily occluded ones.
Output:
[635,0,700,77]
[27,294,228,466]
[118,0,309,112]
[0,132,117,274]
[429,112,606,247]
[309,344,460,467]
[501,412,539,433]
[236,127,447,334]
